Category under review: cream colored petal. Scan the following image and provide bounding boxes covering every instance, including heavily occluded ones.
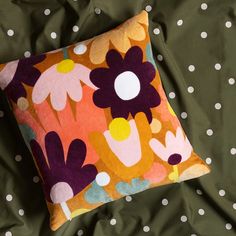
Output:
[178,164,210,182]
[110,29,131,53]
[137,10,149,25]
[89,36,110,64]
[126,21,146,41]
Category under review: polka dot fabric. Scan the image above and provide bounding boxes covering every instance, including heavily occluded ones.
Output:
[0,10,209,231]
[0,1,235,235]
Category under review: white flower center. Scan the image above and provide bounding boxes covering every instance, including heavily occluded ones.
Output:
[114,71,141,101]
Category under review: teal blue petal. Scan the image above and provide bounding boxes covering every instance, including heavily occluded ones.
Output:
[116,178,150,196]
[146,43,157,68]
[85,182,112,204]
[19,124,36,145]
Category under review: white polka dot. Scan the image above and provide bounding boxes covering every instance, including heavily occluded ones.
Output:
[214,103,221,110]
[188,65,195,72]
[230,148,236,155]
[125,195,132,202]
[177,19,183,26]
[180,215,188,222]
[72,25,79,32]
[198,209,205,215]
[110,218,116,225]
[201,3,208,10]
[206,129,213,136]
[77,229,83,236]
[15,155,22,162]
[5,232,12,236]
[169,92,176,99]
[157,54,163,61]
[233,203,236,210]
[7,29,14,37]
[225,223,232,230]
[0,110,4,117]
[94,7,101,15]
[161,198,168,206]
[6,194,13,202]
[219,189,226,197]
[153,28,160,35]
[201,32,207,38]
[191,234,197,236]
[196,189,203,195]
[143,226,150,232]
[33,176,40,183]
[95,172,110,186]
[187,86,194,93]
[228,78,235,85]
[145,5,152,12]
[50,32,57,39]
[18,209,24,216]
[44,9,51,15]
[73,44,87,55]
[225,21,232,28]
[206,157,212,165]
[24,51,31,58]
[181,112,188,119]
[214,63,221,70]
[114,71,141,101]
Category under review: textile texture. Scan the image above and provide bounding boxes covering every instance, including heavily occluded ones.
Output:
[0,0,235,236]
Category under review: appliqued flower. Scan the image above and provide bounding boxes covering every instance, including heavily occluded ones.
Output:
[89,112,154,180]
[149,127,192,165]
[30,131,97,204]
[89,10,148,64]
[32,58,96,111]
[90,46,161,122]
[0,55,45,109]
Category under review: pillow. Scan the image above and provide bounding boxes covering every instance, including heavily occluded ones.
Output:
[0,10,210,230]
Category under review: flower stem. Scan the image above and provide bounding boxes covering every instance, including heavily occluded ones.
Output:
[60,202,72,221]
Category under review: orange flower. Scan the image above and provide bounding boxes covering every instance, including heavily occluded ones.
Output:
[89,10,148,64]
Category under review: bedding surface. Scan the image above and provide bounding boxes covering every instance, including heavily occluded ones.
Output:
[0,0,235,235]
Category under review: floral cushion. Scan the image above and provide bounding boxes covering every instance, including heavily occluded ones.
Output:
[0,11,210,230]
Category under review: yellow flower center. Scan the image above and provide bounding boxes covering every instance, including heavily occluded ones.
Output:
[109,118,131,141]
[56,59,75,73]
[167,102,176,117]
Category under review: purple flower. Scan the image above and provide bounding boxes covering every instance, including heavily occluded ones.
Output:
[0,54,45,103]
[30,131,97,203]
[90,46,161,122]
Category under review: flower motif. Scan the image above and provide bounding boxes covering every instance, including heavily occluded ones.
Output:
[0,55,45,108]
[90,46,161,122]
[32,59,97,111]
[89,10,148,64]
[89,112,154,180]
[156,84,180,129]
[30,131,97,204]
[149,127,192,165]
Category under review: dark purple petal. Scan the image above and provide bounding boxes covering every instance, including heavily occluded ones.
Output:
[70,164,97,195]
[45,131,65,169]
[5,82,26,103]
[111,104,129,119]
[90,67,112,88]
[124,46,143,66]
[106,49,123,68]
[66,139,86,168]
[30,139,50,175]
[93,89,114,108]
[168,153,182,165]
[134,61,156,84]
[146,85,161,108]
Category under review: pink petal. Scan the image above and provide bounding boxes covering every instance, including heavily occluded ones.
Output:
[149,138,168,161]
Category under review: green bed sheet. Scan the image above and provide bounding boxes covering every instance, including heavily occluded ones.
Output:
[0,0,235,235]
